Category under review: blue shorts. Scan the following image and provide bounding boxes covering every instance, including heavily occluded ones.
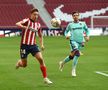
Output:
[70,40,84,51]
[20,44,40,59]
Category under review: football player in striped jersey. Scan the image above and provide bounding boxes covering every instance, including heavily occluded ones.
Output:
[15,8,52,84]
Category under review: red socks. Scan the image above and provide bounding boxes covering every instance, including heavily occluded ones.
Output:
[40,65,47,78]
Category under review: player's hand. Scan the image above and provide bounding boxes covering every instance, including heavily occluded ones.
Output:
[41,45,45,51]
[66,36,70,39]
[85,36,89,42]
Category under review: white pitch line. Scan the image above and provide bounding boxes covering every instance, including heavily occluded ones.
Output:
[95,71,108,77]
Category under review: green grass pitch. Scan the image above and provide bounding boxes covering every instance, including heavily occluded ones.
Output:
[0,36,108,90]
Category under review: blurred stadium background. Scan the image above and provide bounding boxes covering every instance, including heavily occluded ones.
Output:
[0,0,108,37]
[0,0,108,90]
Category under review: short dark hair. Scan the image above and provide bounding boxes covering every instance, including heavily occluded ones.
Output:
[72,11,79,15]
[30,8,39,13]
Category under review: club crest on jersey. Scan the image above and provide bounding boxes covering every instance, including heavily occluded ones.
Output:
[79,23,82,25]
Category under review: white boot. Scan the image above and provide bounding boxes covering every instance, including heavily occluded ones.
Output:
[44,78,53,84]
[72,68,76,77]
[59,61,64,71]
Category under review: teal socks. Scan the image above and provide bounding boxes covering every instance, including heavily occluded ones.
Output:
[72,56,79,69]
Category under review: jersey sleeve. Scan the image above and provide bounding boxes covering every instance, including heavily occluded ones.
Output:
[22,18,29,23]
[83,22,90,36]
[21,18,29,26]
[65,23,71,36]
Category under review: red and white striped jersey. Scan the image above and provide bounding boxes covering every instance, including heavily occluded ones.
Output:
[20,18,41,45]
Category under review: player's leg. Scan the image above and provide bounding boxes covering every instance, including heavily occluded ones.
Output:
[16,59,27,69]
[72,57,79,77]
[71,43,82,76]
[34,52,52,84]
[31,45,52,84]
[34,52,46,77]
[59,51,76,71]
[59,41,77,71]
[16,44,28,69]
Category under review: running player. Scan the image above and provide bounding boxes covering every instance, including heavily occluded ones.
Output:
[59,11,90,76]
[15,8,52,84]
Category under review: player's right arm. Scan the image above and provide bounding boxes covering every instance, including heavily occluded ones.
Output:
[16,18,29,29]
[65,23,71,39]
[16,19,37,32]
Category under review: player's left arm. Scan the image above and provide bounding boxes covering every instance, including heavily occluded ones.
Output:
[83,22,90,42]
[38,28,44,51]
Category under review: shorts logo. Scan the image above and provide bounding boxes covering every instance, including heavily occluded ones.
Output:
[21,49,26,54]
